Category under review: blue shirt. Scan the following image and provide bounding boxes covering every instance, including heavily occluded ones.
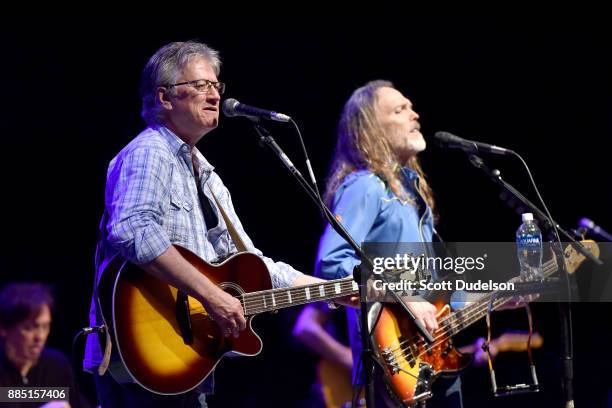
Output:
[315,168,434,385]
[84,126,303,381]
[316,168,434,281]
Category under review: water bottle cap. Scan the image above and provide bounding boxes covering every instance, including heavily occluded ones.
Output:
[522,213,534,222]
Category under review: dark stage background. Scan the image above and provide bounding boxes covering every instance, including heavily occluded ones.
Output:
[1,16,610,407]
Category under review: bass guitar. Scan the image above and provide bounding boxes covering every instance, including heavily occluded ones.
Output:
[371,240,598,406]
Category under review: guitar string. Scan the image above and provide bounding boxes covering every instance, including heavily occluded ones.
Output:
[365,301,510,376]
[384,259,557,363]
[185,257,557,367]
[184,280,358,311]
[396,257,555,346]
[386,296,512,368]
[187,280,358,315]
[246,253,555,318]
[187,281,509,363]
[241,282,358,315]
[184,243,572,317]
[180,252,576,382]
[187,257,553,351]
[194,280,357,312]
[380,249,581,384]
[188,256,553,324]
[396,263,556,352]
[387,272,554,363]
[187,250,559,316]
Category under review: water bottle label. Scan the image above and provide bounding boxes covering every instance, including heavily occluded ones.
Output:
[518,235,541,244]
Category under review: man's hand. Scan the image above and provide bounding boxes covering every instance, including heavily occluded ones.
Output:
[203,287,247,338]
[333,294,360,308]
[142,246,247,338]
[403,299,439,334]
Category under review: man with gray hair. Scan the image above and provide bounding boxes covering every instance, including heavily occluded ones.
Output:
[84,40,342,407]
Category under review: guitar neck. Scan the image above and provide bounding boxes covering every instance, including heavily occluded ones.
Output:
[241,277,359,316]
[443,257,558,336]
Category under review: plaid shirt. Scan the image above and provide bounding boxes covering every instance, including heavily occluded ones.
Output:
[84,126,303,376]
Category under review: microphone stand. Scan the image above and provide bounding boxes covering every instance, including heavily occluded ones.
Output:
[249,122,434,407]
[468,155,601,267]
[467,154,602,408]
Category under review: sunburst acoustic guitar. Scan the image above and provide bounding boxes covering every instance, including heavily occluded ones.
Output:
[96,245,359,395]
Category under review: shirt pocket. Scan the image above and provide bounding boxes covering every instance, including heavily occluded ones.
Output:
[212,228,235,258]
[167,190,194,243]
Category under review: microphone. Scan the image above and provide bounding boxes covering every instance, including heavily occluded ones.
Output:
[222,98,291,122]
[579,217,612,241]
[434,131,512,155]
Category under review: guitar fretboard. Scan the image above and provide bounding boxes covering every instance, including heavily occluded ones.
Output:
[442,257,558,336]
[241,277,359,316]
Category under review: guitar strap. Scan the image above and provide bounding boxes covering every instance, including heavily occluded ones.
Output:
[206,184,249,253]
[98,319,112,376]
[192,152,248,253]
[92,211,113,376]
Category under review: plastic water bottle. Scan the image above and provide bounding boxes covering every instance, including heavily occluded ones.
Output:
[516,213,543,280]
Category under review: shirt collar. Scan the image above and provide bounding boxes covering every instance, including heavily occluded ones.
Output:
[157,126,215,175]
[400,166,419,182]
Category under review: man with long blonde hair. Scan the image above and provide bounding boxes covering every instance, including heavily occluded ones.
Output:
[316,80,462,407]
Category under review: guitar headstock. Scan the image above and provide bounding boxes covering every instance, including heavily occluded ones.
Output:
[564,240,600,274]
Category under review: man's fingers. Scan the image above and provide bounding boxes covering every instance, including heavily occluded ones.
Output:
[237,315,247,331]
[222,321,238,338]
[418,318,437,334]
[406,301,440,334]
[223,316,247,338]
[424,306,438,331]
[425,315,438,333]
[428,317,439,332]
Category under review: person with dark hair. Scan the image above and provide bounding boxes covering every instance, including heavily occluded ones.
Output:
[293,303,356,408]
[0,283,81,408]
[315,80,462,407]
[84,40,355,408]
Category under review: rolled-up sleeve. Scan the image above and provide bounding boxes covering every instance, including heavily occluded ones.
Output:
[105,147,173,264]
[315,175,382,280]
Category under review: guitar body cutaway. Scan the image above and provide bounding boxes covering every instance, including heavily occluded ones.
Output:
[98,246,272,395]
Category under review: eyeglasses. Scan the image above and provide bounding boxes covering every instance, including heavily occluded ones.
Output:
[167,79,225,95]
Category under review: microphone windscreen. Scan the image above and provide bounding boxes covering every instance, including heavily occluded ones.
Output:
[579,217,595,229]
[434,131,459,142]
[222,98,239,117]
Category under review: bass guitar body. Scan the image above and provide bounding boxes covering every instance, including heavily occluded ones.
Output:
[372,303,471,406]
